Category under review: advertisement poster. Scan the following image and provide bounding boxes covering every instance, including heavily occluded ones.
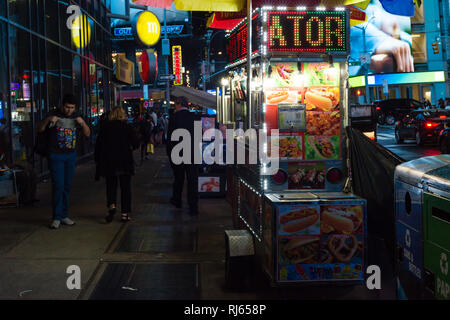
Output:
[278,103,306,131]
[267,62,303,88]
[268,132,304,161]
[277,202,365,282]
[279,235,320,266]
[278,205,320,236]
[306,111,340,136]
[198,177,220,193]
[305,135,340,160]
[304,86,340,112]
[288,162,325,190]
[303,63,340,87]
[349,0,414,76]
[320,205,364,235]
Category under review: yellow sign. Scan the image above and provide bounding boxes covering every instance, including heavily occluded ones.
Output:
[71,14,91,49]
[115,55,135,85]
[135,11,161,47]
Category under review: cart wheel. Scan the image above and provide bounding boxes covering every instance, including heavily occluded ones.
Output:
[224,230,255,291]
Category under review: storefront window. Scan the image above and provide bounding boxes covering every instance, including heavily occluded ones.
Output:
[0,22,10,162]
[9,26,33,163]
[61,48,73,95]
[47,42,61,111]
[45,0,59,42]
[8,0,29,28]
[0,1,6,17]
[59,2,72,50]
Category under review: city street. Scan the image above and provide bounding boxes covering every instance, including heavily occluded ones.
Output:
[376,125,442,161]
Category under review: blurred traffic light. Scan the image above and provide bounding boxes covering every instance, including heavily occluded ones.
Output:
[432,42,440,54]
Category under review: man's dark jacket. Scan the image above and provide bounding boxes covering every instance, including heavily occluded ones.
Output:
[166,109,197,164]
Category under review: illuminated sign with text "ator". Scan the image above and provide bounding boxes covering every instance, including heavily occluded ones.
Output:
[172,46,183,86]
[267,11,347,53]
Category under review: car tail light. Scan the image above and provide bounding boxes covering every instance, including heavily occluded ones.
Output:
[376,107,381,110]
[439,115,446,119]
[427,134,433,137]
[326,168,343,184]
[425,122,439,128]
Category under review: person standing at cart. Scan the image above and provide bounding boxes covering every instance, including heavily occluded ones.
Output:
[36,94,90,229]
[166,96,199,215]
[95,106,139,223]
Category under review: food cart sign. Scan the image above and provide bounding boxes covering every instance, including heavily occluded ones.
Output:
[267,11,348,53]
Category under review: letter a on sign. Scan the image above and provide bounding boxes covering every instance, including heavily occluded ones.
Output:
[66,265,81,290]
[366,265,381,290]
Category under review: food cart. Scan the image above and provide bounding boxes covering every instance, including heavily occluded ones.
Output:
[395,155,450,300]
[220,6,367,286]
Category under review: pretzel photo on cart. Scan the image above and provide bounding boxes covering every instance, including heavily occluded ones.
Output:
[327,234,359,263]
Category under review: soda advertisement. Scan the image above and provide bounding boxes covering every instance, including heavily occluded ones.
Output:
[277,202,365,282]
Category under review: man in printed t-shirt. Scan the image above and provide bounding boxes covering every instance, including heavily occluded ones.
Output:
[37,94,90,229]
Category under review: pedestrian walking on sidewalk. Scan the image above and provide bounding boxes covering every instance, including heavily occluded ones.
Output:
[95,107,139,223]
[37,94,91,229]
[166,96,199,215]
[139,114,153,163]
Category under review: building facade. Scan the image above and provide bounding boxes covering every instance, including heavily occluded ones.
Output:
[0,0,113,175]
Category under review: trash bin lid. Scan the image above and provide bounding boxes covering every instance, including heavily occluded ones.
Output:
[395,155,450,187]
[423,165,450,194]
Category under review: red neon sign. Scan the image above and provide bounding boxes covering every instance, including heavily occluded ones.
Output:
[172,45,182,85]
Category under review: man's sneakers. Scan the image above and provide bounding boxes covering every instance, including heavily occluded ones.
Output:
[50,220,60,229]
[61,218,75,226]
[50,218,75,229]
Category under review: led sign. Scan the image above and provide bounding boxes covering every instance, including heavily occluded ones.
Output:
[172,46,183,85]
[226,16,259,63]
[267,11,347,53]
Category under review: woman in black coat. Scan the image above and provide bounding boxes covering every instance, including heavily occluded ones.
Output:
[95,107,139,222]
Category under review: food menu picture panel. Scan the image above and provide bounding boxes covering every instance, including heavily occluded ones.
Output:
[288,162,325,190]
[276,201,365,283]
[268,132,304,161]
[264,62,343,191]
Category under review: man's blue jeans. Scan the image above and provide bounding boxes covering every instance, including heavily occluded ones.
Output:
[48,152,77,221]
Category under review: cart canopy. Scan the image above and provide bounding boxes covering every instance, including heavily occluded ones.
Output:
[170,86,217,110]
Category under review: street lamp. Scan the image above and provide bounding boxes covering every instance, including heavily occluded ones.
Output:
[353,16,376,104]
[202,30,226,91]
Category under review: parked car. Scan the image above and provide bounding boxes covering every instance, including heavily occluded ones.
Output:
[374,99,422,125]
[395,110,450,145]
[438,126,450,154]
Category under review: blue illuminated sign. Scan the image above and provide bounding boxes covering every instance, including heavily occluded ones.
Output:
[113,25,184,38]
[114,27,133,37]
[161,25,184,34]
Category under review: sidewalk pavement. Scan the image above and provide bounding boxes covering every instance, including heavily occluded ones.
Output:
[0,146,395,300]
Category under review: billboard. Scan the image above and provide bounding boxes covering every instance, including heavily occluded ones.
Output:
[349,0,413,76]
